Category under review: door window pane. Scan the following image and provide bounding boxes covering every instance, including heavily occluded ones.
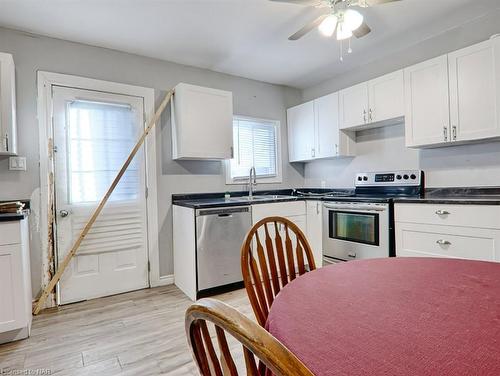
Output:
[67,100,140,204]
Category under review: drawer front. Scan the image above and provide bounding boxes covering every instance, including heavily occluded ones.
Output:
[395,204,500,229]
[0,221,22,245]
[252,201,306,223]
[396,222,499,262]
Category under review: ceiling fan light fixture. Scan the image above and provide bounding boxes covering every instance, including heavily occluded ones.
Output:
[318,14,338,37]
[336,21,353,40]
[344,9,364,32]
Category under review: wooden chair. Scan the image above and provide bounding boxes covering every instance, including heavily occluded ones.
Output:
[185,298,314,376]
[241,216,316,326]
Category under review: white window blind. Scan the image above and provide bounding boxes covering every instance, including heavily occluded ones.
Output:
[230,117,278,180]
[67,100,141,204]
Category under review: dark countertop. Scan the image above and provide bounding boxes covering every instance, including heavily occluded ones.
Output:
[0,211,29,222]
[173,196,301,209]
[393,187,500,205]
[173,187,500,209]
[172,188,343,209]
[393,196,500,205]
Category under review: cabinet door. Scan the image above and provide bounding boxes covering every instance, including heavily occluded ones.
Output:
[0,53,17,155]
[287,101,315,162]
[314,92,339,159]
[404,55,450,147]
[306,201,323,267]
[172,83,233,160]
[0,244,25,332]
[339,82,369,129]
[448,38,500,142]
[368,70,404,123]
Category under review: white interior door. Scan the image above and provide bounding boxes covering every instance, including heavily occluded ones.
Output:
[52,86,149,304]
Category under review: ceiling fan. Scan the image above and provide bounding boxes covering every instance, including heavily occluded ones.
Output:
[271,0,401,59]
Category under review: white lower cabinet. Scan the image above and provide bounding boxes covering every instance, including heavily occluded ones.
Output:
[306,200,322,267]
[252,201,306,233]
[253,201,323,268]
[395,204,500,262]
[0,219,32,344]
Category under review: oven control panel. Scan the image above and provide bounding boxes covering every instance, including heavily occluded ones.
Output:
[355,170,423,187]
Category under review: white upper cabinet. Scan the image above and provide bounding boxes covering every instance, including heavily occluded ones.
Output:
[0,52,17,155]
[287,101,315,162]
[368,70,404,124]
[404,55,451,147]
[405,37,500,148]
[287,93,355,162]
[171,83,233,160]
[448,37,500,142]
[340,70,404,130]
[339,82,368,129]
[315,93,338,159]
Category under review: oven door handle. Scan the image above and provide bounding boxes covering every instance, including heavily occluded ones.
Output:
[323,203,387,212]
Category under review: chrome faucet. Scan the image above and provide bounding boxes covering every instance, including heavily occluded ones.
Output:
[248,167,257,198]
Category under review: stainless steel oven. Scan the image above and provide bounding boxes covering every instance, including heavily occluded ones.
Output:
[322,201,389,261]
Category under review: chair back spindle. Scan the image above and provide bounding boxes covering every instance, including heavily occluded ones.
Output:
[241,216,316,326]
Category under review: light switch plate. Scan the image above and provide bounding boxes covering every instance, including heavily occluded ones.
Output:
[9,156,27,171]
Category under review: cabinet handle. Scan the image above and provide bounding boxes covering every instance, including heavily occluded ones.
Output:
[230,146,234,159]
[316,202,320,214]
[435,210,450,215]
[335,143,338,155]
[4,134,8,152]
[363,109,367,123]
[369,108,373,122]
[443,126,448,142]
[436,239,451,246]
[452,125,457,141]
[311,148,315,158]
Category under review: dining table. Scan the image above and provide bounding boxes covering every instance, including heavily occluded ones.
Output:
[266,257,500,376]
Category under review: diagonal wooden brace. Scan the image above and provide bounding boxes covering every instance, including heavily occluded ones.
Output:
[33,89,174,315]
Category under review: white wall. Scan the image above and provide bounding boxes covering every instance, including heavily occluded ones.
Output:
[0,27,303,297]
[302,9,500,189]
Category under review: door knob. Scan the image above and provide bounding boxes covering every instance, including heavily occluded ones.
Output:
[60,210,69,217]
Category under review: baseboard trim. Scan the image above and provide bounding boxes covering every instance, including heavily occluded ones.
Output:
[151,274,174,287]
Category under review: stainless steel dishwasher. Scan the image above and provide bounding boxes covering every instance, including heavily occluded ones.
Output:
[195,206,251,293]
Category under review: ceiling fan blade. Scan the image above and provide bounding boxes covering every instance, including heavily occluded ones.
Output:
[353,22,371,38]
[288,14,329,40]
[357,0,401,7]
[269,0,327,7]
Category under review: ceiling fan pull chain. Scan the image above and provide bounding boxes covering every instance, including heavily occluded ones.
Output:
[339,39,343,61]
[348,37,352,54]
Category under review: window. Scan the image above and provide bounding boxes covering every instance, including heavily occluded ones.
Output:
[226,116,281,184]
[67,100,141,204]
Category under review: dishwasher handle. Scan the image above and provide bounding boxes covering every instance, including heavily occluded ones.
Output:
[197,206,250,217]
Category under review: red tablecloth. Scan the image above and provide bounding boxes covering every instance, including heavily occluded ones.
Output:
[266,258,500,376]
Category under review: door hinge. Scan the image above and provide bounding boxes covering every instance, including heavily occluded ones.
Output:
[148,261,151,272]
[145,187,149,198]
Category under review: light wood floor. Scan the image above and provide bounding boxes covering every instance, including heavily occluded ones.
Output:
[0,285,253,375]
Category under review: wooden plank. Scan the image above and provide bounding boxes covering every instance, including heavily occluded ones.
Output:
[33,90,174,315]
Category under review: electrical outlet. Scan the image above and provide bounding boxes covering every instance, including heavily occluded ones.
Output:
[9,156,27,171]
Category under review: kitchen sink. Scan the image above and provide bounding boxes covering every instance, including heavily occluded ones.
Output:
[228,194,295,202]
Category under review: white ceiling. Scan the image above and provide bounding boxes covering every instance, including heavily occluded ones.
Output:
[0,0,499,89]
